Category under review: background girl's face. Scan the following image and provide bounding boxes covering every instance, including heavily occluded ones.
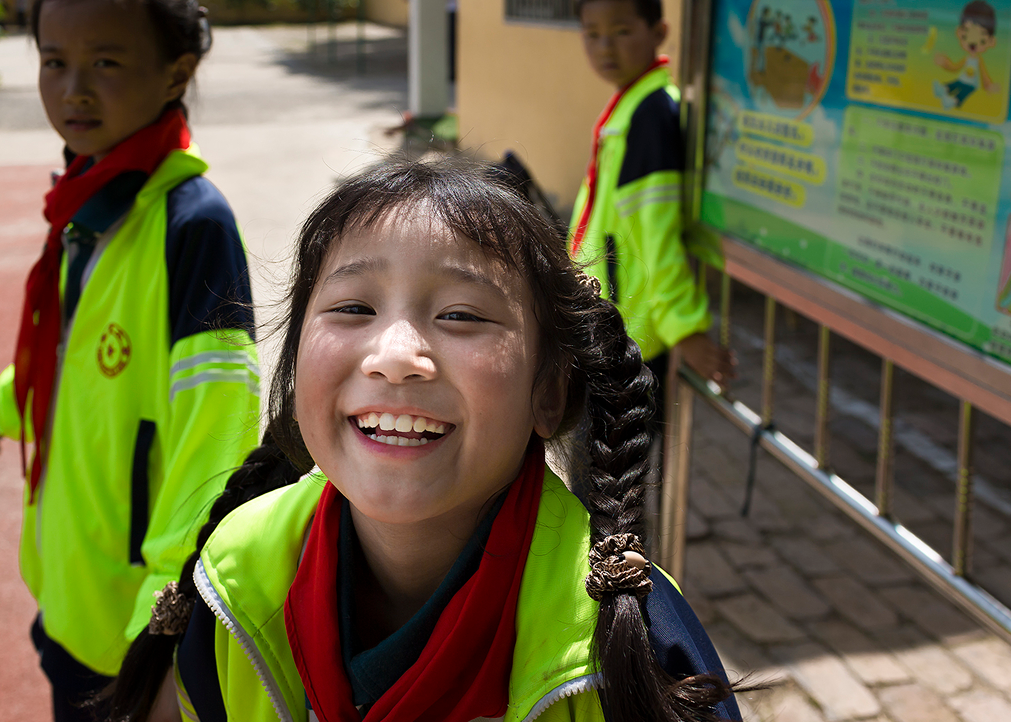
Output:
[37,0,194,159]
[295,208,557,530]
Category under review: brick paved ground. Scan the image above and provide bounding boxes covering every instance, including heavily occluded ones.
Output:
[680,282,1011,721]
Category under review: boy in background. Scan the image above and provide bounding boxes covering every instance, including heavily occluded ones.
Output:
[570,0,735,397]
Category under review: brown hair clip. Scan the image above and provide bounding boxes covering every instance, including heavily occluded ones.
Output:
[584,533,653,601]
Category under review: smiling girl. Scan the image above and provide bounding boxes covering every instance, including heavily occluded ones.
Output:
[109,159,744,722]
[1,0,260,717]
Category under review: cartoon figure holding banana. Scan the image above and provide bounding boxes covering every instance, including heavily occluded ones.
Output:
[933,0,998,109]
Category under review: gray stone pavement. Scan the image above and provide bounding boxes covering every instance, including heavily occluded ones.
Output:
[682,283,1011,721]
[3,21,1011,722]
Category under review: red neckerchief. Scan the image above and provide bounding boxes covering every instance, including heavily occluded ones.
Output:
[13,108,190,500]
[569,56,669,258]
[284,445,546,722]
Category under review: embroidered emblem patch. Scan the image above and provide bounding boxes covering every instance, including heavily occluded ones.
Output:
[97,323,132,377]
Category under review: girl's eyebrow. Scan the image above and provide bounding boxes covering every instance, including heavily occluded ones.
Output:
[442,266,507,300]
[322,257,388,286]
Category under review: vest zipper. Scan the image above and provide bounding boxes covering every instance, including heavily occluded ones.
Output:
[520,673,603,722]
[194,559,294,722]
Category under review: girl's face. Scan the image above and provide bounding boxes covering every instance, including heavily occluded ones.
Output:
[37,0,195,160]
[295,208,560,529]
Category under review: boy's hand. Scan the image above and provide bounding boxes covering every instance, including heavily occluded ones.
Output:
[678,333,737,386]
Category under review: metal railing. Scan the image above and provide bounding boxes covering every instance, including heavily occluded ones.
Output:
[660,0,1011,644]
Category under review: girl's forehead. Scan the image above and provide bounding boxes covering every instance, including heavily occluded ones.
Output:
[40,0,156,44]
[327,207,510,273]
[316,207,531,299]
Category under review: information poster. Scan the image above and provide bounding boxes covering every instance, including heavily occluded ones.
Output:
[702,0,1011,363]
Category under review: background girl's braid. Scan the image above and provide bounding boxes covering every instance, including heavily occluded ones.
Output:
[105,427,302,722]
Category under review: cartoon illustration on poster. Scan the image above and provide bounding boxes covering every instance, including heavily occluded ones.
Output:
[748,0,835,118]
[702,0,1011,365]
[847,0,1011,123]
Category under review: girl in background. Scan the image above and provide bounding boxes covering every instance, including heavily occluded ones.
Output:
[2,0,260,717]
[111,159,744,722]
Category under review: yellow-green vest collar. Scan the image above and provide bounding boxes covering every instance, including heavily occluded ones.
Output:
[197,470,603,722]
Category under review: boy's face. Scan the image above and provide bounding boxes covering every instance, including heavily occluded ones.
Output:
[580,0,667,89]
[958,20,996,55]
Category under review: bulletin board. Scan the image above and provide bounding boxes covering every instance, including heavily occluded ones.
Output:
[701,0,1011,364]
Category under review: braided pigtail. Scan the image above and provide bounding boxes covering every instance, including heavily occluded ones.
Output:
[104,426,303,722]
[570,292,737,721]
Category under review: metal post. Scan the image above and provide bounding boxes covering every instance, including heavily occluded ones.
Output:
[814,325,831,469]
[875,359,895,519]
[356,0,366,74]
[327,0,336,66]
[659,351,693,582]
[953,401,975,577]
[762,296,776,425]
[720,272,731,350]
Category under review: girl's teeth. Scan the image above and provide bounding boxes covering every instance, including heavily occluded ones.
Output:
[370,434,429,447]
[394,414,413,433]
[358,412,447,436]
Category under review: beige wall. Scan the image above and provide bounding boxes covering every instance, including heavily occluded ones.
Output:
[457,0,683,213]
[366,0,409,27]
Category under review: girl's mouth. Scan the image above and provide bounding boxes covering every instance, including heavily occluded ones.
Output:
[66,118,101,132]
[353,412,451,447]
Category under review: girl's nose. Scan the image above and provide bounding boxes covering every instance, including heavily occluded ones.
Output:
[360,319,437,383]
[64,69,92,104]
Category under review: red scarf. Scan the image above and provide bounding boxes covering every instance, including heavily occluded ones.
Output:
[569,56,669,258]
[284,446,545,722]
[13,109,190,500]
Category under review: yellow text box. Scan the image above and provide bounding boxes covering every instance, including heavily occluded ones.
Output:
[735,138,826,184]
[732,165,806,208]
[738,111,814,148]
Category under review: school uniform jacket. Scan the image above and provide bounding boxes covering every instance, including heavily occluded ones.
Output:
[570,63,721,362]
[0,147,261,676]
[180,470,741,722]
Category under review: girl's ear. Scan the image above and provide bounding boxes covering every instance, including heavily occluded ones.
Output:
[166,53,198,104]
[532,370,568,439]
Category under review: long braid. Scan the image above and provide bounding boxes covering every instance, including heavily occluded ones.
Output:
[105,426,303,722]
[552,274,737,722]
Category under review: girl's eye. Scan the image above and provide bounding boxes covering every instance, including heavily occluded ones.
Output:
[333,303,375,315]
[42,58,64,69]
[95,58,120,68]
[439,310,486,323]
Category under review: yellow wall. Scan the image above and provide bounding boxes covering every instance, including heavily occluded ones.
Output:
[365,0,408,27]
[457,0,683,213]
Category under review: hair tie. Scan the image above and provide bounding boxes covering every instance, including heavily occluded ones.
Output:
[148,581,194,636]
[578,272,602,298]
[584,533,653,601]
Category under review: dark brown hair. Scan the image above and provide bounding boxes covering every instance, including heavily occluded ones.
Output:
[576,0,663,26]
[961,1,996,37]
[108,158,738,722]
